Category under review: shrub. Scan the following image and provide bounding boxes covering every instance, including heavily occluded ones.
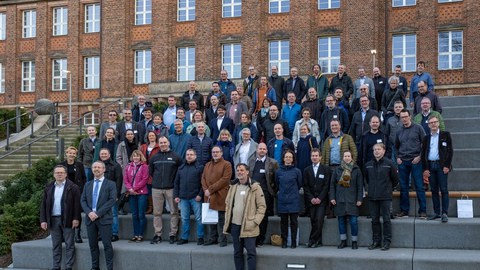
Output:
[0,108,30,140]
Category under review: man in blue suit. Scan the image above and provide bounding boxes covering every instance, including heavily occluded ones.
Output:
[209,105,234,144]
[81,161,117,270]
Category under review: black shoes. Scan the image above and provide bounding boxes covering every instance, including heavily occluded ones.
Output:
[291,242,297,249]
[282,240,287,249]
[396,212,409,218]
[203,239,218,246]
[381,243,390,251]
[219,240,227,247]
[197,238,204,245]
[337,240,347,249]
[351,241,358,249]
[169,236,176,244]
[150,235,162,244]
[441,214,449,223]
[177,239,188,245]
[419,212,427,219]
[368,242,381,250]
[428,214,441,220]
[111,235,119,242]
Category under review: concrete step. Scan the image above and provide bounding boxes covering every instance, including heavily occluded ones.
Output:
[448,168,480,190]
[450,132,480,149]
[439,95,480,107]
[451,148,480,168]
[443,118,480,132]
[441,106,480,119]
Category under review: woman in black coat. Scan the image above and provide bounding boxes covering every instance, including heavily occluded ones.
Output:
[275,149,302,249]
[329,151,363,250]
[296,124,319,174]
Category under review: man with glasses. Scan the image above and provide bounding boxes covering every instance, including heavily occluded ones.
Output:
[116,108,145,144]
[319,94,349,140]
[219,70,237,102]
[243,65,260,98]
[99,110,118,139]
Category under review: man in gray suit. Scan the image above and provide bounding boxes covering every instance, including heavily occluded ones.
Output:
[81,161,117,270]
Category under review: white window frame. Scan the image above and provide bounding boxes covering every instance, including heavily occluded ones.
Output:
[269,0,290,13]
[52,59,67,91]
[22,61,35,92]
[177,47,195,81]
[0,13,6,40]
[22,10,36,38]
[318,0,340,9]
[0,63,5,93]
[83,112,99,125]
[135,49,152,84]
[85,4,100,33]
[268,40,290,76]
[438,30,463,70]
[84,56,100,89]
[53,7,68,36]
[178,0,196,21]
[135,0,152,25]
[222,0,242,18]
[222,44,241,79]
[392,0,416,7]
[438,0,462,2]
[318,36,340,74]
[392,34,416,72]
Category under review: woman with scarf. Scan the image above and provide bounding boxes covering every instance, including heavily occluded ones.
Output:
[186,110,212,137]
[329,151,363,250]
[116,129,139,169]
[123,150,149,243]
[276,149,302,249]
[216,129,235,178]
[147,112,168,139]
[255,98,272,142]
[232,112,259,144]
[139,131,160,214]
[93,127,117,161]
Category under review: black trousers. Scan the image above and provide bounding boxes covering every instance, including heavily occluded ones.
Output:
[207,210,226,243]
[231,224,257,270]
[369,200,392,244]
[86,220,113,270]
[308,204,327,244]
[280,213,298,244]
[257,191,273,245]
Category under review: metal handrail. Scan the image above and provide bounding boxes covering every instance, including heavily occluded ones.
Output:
[0,101,57,126]
[0,99,123,168]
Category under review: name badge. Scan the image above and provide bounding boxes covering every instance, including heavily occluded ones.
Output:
[260,169,266,173]
[399,83,403,85]
[134,130,138,133]
[379,81,383,84]
[274,144,278,148]
[240,191,246,195]
[172,112,176,115]
[338,142,341,146]
[168,158,172,160]
[442,142,447,146]
[319,174,324,179]
[377,139,382,143]
[234,109,237,111]
[264,93,267,96]
[425,120,428,124]
[333,115,338,119]
[93,146,95,149]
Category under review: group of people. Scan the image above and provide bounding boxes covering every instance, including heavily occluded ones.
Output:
[39,61,453,270]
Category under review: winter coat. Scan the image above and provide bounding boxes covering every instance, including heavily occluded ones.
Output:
[40,179,81,228]
[329,164,363,216]
[123,162,149,195]
[201,157,232,211]
[295,135,318,173]
[173,160,204,200]
[148,150,182,189]
[59,160,86,192]
[364,157,399,200]
[276,165,303,214]
[186,135,213,166]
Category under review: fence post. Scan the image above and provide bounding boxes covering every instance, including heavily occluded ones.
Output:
[5,124,10,151]
[28,144,32,168]
[56,137,65,161]
[16,106,21,133]
[30,111,35,138]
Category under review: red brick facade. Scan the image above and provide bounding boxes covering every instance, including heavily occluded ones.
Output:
[0,0,479,122]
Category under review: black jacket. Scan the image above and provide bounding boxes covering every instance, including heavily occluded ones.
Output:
[421,131,453,171]
[259,116,289,144]
[173,160,204,200]
[181,90,205,111]
[103,159,123,197]
[40,179,82,228]
[59,160,86,192]
[364,157,399,200]
[349,109,380,143]
[303,164,331,206]
[283,76,306,104]
[186,136,213,166]
[149,149,183,189]
[329,72,354,99]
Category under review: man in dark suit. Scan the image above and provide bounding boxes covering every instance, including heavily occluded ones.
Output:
[209,105,234,144]
[283,67,306,104]
[40,165,81,270]
[81,161,117,270]
[116,108,146,144]
[248,142,279,247]
[303,148,331,248]
[422,115,453,223]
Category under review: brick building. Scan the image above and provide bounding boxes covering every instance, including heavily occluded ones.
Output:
[0,0,478,124]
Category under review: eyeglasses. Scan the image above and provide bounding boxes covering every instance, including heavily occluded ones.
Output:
[109,114,116,116]
[428,121,439,124]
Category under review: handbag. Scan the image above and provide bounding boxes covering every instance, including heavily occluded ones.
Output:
[270,234,282,246]
[119,164,141,205]
[457,195,473,218]
[201,200,219,224]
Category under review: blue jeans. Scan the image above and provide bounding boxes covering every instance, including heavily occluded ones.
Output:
[428,161,449,215]
[112,204,118,235]
[338,215,358,241]
[179,198,204,240]
[85,167,93,182]
[398,159,426,214]
[130,194,148,237]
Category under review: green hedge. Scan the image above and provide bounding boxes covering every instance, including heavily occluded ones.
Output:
[0,156,58,255]
[0,108,30,140]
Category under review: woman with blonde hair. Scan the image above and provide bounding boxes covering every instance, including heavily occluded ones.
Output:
[186,110,211,137]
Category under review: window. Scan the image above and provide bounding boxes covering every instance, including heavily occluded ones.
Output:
[392,34,416,72]
[23,10,36,38]
[0,63,4,93]
[135,50,151,84]
[53,7,68,36]
[318,0,340,9]
[0,13,6,40]
[178,0,195,21]
[177,47,195,81]
[392,0,416,7]
[269,0,290,13]
[85,4,100,33]
[438,31,463,70]
[84,56,100,89]
[318,36,340,74]
[222,44,241,79]
[83,112,99,125]
[52,59,67,91]
[222,0,241,18]
[22,61,35,92]
[268,40,290,76]
[135,0,152,25]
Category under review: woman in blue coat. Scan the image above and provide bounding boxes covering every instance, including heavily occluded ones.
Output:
[276,149,302,249]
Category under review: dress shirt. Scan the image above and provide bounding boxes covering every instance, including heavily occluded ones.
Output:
[52,181,66,216]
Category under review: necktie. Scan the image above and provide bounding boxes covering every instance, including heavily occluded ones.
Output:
[92,179,100,210]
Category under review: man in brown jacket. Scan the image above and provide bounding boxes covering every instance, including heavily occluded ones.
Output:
[224,163,266,270]
[202,145,232,246]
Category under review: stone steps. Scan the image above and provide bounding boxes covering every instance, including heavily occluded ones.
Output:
[439,95,480,107]
[451,148,480,168]
[443,117,480,132]
[441,105,480,119]
[450,132,480,149]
